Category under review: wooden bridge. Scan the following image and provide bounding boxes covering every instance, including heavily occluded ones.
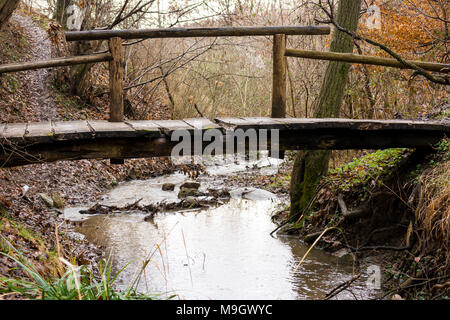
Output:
[1,117,448,167]
[0,25,449,167]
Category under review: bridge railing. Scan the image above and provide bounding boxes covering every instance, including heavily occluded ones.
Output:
[1,24,447,126]
[0,25,331,124]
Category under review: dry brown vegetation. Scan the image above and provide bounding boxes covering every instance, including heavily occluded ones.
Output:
[415,154,450,263]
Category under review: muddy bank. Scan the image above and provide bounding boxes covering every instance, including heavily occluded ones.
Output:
[277,146,450,300]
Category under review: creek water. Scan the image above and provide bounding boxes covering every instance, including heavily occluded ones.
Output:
[64,159,380,300]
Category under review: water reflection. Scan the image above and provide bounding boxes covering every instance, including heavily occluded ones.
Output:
[73,195,377,300]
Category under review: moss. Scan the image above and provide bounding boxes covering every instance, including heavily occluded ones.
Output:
[325,148,409,193]
[290,150,331,221]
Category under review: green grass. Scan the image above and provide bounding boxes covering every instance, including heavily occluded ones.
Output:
[0,237,172,300]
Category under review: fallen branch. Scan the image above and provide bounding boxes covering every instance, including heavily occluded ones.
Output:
[431,281,450,294]
[346,244,409,252]
[337,194,370,221]
[325,273,362,299]
[291,227,339,276]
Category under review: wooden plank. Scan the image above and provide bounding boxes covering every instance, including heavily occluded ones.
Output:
[0,117,448,167]
[285,49,450,73]
[125,120,162,137]
[272,34,286,118]
[0,127,443,167]
[108,37,124,122]
[214,117,248,128]
[240,117,286,130]
[216,117,289,131]
[152,120,195,136]
[87,120,136,138]
[0,54,112,74]
[278,118,448,131]
[183,118,220,130]
[2,123,27,141]
[66,25,331,41]
[24,121,54,143]
[52,120,93,141]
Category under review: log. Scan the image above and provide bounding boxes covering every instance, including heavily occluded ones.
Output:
[108,37,125,122]
[66,25,331,41]
[0,54,113,74]
[285,49,450,73]
[272,34,287,118]
[271,34,287,159]
[108,37,125,164]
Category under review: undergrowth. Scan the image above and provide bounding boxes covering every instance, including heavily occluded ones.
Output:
[325,148,409,193]
[0,238,170,300]
[0,209,171,300]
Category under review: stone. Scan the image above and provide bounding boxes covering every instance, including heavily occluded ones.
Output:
[51,193,65,209]
[229,188,277,201]
[331,248,351,258]
[183,196,198,207]
[144,213,156,222]
[180,181,200,190]
[162,183,175,191]
[178,187,200,198]
[39,193,54,208]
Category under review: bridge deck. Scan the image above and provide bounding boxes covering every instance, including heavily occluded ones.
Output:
[0,117,448,167]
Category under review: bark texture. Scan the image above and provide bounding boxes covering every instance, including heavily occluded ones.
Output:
[289,0,362,218]
[0,0,20,27]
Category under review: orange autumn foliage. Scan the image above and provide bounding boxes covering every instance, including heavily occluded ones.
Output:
[359,0,449,62]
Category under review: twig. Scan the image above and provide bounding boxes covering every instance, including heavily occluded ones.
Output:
[290,227,339,276]
[193,103,204,117]
[325,273,362,299]
[337,193,370,221]
[346,244,410,252]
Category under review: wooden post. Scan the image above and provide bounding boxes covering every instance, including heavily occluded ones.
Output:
[271,34,286,159]
[108,37,125,164]
[108,37,125,122]
[271,34,287,118]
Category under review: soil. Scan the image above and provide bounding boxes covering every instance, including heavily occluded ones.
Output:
[9,13,60,121]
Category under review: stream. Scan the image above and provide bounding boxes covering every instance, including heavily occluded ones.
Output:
[64,158,381,300]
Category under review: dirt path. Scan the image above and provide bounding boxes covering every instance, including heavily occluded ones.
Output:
[10,13,61,121]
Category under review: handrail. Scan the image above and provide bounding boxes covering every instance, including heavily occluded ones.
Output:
[0,53,112,74]
[65,25,330,41]
[0,25,318,148]
[285,49,450,73]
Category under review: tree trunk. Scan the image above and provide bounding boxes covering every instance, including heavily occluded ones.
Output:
[289,0,362,219]
[66,1,95,101]
[54,0,72,27]
[0,0,20,28]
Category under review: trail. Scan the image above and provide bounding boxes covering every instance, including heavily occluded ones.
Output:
[10,12,61,121]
